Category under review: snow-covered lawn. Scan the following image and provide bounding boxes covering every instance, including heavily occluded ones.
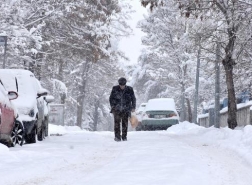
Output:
[0,122,252,185]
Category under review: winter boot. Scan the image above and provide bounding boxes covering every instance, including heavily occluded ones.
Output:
[122,137,127,141]
[114,137,121,142]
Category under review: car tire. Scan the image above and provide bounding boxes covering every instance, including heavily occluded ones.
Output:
[44,117,49,137]
[37,120,46,141]
[136,125,142,131]
[25,128,36,144]
[37,125,44,141]
[10,120,24,147]
[43,122,46,139]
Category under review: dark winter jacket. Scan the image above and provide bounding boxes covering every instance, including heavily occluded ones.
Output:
[109,85,136,114]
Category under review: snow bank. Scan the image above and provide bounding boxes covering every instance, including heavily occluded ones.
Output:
[0,124,82,152]
[0,143,9,154]
[167,121,204,135]
[167,121,252,165]
[49,124,81,135]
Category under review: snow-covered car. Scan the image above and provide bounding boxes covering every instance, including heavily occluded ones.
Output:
[0,80,24,147]
[141,98,179,130]
[0,69,49,144]
[136,103,147,120]
[135,103,147,131]
[43,95,54,137]
[35,79,54,139]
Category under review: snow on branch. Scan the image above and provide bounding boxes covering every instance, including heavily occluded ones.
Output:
[52,79,67,95]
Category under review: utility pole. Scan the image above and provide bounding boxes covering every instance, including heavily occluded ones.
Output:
[214,42,221,128]
[0,36,7,69]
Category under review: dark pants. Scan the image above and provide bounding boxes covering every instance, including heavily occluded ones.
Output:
[113,111,128,140]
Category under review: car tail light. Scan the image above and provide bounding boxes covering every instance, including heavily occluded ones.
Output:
[171,113,177,117]
[167,113,177,118]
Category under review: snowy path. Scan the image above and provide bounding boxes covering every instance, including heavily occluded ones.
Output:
[1,130,252,185]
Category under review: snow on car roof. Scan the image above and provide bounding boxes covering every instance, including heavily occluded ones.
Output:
[35,78,48,94]
[145,98,177,112]
[0,69,38,94]
[0,69,39,110]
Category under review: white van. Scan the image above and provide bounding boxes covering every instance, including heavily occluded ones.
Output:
[140,98,179,130]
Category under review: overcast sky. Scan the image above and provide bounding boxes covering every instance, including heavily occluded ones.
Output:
[119,0,147,65]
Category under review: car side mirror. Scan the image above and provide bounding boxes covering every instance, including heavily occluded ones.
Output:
[37,88,48,97]
[44,95,54,103]
[8,91,18,100]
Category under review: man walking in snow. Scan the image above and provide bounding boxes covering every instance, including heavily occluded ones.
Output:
[109,77,136,141]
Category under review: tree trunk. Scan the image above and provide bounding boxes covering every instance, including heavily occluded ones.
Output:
[186,98,192,123]
[214,42,221,128]
[222,57,237,129]
[192,46,201,124]
[58,59,66,104]
[221,27,238,129]
[76,61,90,128]
[58,59,63,81]
[93,100,99,131]
[76,96,84,128]
[180,82,186,122]
[37,63,42,80]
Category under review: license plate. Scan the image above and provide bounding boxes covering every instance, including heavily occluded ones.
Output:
[154,115,166,118]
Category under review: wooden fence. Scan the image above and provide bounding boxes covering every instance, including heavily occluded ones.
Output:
[198,104,252,127]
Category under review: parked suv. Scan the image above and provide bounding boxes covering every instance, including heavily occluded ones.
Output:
[0,69,49,144]
[0,80,24,147]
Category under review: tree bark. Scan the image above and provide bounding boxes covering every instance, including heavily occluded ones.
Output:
[180,82,186,122]
[221,25,238,129]
[76,95,84,128]
[58,58,66,104]
[76,61,90,128]
[192,45,201,124]
[58,58,63,81]
[93,100,100,131]
[214,42,221,128]
[186,98,192,123]
[222,53,237,129]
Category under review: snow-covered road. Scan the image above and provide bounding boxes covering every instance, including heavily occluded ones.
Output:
[1,123,252,185]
